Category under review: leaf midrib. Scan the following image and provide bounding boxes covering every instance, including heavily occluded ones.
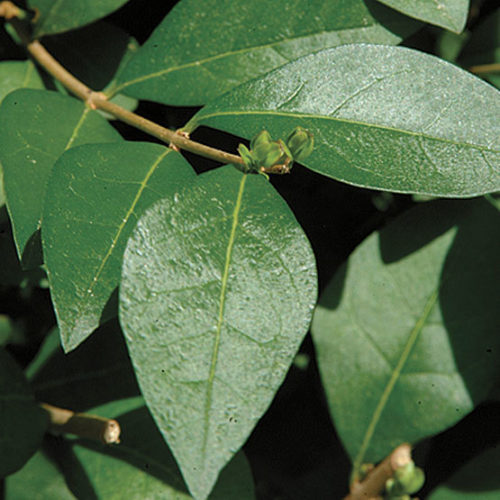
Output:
[113,23,387,94]
[202,174,247,455]
[352,287,439,477]
[192,110,499,153]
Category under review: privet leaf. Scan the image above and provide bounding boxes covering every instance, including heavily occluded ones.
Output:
[28,0,130,37]
[189,44,500,198]
[43,142,195,352]
[0,348,48,477]
[311,199,500,475]
[0,89,121,266]
[0,61,44,104]
[120,166,317,499]
[376,0,469,33]
[114,0,420,105]
[428,447,500,499]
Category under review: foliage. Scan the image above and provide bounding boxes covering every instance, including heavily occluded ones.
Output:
[0,1,498,499]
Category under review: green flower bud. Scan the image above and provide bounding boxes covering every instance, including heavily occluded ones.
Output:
[386,462,425,497]
[286,126,314,162]
[237,143,255,170]
[250,130,272,150]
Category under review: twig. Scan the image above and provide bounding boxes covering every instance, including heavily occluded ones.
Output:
[5,16,244,167]
[41,403,121,444]
[0,1,21,20]
[344,443,412,500]
[468,62,500,75]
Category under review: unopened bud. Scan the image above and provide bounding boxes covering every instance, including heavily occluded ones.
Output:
[238,144,255,170]
[286,126,314,162]
[250,130,272,150]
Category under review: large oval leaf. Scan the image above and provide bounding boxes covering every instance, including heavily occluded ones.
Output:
[120,166,317,499]
[189,44,500,198]
[114,0,420,105]
[28,0,130,37]
[376,0,469,33]
[0,348,48,477]
[43,142,195,352]
[0,89,121,266]
[311,199,500,477]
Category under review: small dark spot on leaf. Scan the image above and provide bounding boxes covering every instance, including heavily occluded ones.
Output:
[417,401,422,405]
[486,348,492,353]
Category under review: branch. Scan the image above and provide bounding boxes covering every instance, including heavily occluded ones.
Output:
[344,443,412,500]
[5,15,244,167]
[468,62,500,75]
[41,403,121,444]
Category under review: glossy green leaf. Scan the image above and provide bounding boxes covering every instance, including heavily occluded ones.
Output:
[311,199,500,476]
[0,348,48,477]
[376,0,469,32]
[0,89,121,266]
[458,9,500,90]
[28,321,140,411]
[29,0,130,37]
[0,61,44,104]
[114,0,420,106]
[43,142,195,352]
[120,166,317,499]
[189,45,500,198]
[428,447,500,499]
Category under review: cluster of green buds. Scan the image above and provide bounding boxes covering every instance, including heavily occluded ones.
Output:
[238,127,314,175]
[385,461,425,500]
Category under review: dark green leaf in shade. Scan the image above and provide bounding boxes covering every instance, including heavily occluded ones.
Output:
[428,446,500,499]
[114,0,421,106]
[189,45,500,198]
[28,0,130,37]
[0,61,44,104]
[0,89,122,266]
[6,399,255,499]
[376,0,469,33]
[43,143,195,352]
[0,348,48,477]
[311,199,500,477]
[119,166,317,499]
[458,8,500,90]
[27,322,140,411]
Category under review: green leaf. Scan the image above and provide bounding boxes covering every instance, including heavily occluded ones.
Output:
[119,165,317,499]
[458,8,500,90]
[114,0,421,106]
[0,348,48,477]
[428,447,500,499]
[28,0,130,37]
[43,142,195,352]
[0,61,44,104]
[189,45,500,198]
[376,0,469,33]
[311,199,500,476]
[28,321,140,411]
[0,89,121,266]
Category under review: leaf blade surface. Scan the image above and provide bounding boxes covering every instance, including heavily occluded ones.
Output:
[120,166,317,499]
[43,142,195,352]
[190,44,500,197]
[115,0,420,105]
